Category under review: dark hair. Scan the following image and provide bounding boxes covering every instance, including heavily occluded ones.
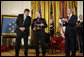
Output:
[79,14,82,17]
[24,9,30,13]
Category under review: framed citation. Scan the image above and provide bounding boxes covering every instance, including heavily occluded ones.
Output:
[34,21,43,30]
[1,15,17,37]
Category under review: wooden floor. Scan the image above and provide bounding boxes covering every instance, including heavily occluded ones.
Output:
[1,49,83,56]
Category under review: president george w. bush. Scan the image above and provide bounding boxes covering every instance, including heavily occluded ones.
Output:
[62,8,77,56]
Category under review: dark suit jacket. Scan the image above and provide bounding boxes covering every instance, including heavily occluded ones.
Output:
[63,15,77,36]
[32,18,47,31]
[76,21,83,33]
[15,14,31,36]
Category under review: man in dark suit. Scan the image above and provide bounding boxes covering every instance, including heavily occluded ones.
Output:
[15,9,31,56]
[50,13,54,37]
[62,8,77,56]
[32,11,47,56]
[76,15,83,53]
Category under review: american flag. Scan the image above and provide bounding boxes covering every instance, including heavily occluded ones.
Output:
[59,19,65,38]
[50,2,53,15]
[38,2,41,17]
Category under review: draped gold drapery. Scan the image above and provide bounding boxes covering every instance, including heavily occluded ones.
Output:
[31,1,77,44]
[31,1,51,33]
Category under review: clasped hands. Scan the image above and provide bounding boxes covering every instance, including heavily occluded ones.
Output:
[19,27,25,32]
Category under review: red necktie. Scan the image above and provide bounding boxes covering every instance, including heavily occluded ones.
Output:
[68,16,70,20]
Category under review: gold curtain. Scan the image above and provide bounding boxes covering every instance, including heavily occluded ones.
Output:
[31,1,77,33]
[31,1,36,44]
[44,1,49,33]
[31,1,77,44]
[40,1,45,18]
[31,1,36,19]
[31,1,51,33]
[52,1,56,34]
[66,1,77,15]
[55,1,60,33]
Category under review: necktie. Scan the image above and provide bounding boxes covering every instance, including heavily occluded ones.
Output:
[23,16,26,24]
[68,16,70,20]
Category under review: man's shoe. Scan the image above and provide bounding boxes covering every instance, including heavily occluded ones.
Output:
[71,54,76,56]
[36,54,39,56]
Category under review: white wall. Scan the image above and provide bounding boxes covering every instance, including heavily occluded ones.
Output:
[1,1,31,45]
[77,1,83,21]
[1,1,31,16]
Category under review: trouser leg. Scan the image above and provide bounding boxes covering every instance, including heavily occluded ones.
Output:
[23,35,28,56]
[15,36,21,56]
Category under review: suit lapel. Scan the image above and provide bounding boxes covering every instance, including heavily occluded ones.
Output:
[22,14,24,23]
[25,16,28,21]
[70,15,73,20]
[68,15,73,22]
[23,15,28,24]
[25,16,28,23]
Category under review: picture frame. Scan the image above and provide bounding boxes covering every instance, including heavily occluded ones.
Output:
[34,21,43,30]
[1,15,17,38]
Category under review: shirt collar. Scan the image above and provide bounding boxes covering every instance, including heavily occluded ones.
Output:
[69,13,72,18]
[37,17,41,19]
[80,19,83,22]
[24,14,26,19]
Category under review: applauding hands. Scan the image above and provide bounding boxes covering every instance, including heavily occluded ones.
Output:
[62,18,68,23]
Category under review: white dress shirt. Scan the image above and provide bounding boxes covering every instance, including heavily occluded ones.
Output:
[69,13,72,18]
[23,14,26,23]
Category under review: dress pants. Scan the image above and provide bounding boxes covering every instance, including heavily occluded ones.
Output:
[15,32,28,56]
[65,31,77,56]
[78,32,83,53]
[34,30,46,56]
